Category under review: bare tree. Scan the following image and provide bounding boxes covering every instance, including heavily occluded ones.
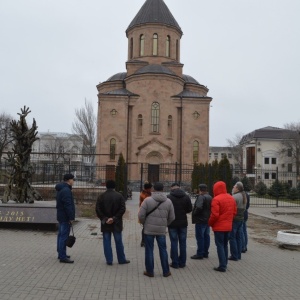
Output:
[227,132,244,172]
[0,112,14,161]
[72,99,96,156]
[43,139,72,162]
[281,122,300,175]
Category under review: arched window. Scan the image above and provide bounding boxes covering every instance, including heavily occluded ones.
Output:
[130,37,133,59]
[176,39,179,61]
[151,102,160,133]
[137,114,143,136]
[193,141,199,163]
[153,33,158,56]
[110,138,116,160]
[166,35,170,57]
[167,115,172,138]
[140,34,145,56]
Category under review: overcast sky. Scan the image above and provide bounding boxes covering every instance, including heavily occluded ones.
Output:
[1,0,299,146]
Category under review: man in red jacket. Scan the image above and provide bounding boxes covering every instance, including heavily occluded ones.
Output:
[208,181,237,272]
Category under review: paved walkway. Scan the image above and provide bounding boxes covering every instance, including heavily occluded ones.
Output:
[1,192,300,300]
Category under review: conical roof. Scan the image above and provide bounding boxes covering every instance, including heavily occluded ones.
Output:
[126,0,182,34]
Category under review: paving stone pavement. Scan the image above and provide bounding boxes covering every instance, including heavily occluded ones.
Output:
[1,192,300,300]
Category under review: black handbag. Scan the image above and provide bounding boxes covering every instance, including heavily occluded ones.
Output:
[66,224,76,248]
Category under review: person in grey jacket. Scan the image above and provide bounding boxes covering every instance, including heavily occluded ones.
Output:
[138,182,175,278]
[229,181,247,261]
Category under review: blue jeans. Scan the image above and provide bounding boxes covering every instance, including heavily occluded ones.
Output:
[195,223,210,257]
[168,227,187,267]
[214,231,229,270]
[241,221,248,251]
[144,234,169,276]
[103,231,127,264]
[229,221,243,260]
[57,222,70,259]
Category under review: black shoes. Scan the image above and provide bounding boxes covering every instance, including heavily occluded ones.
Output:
[144,271,154,277]
[228,256,239,261]
[119,260,130,264]
[169,263,179,269]
[60,258,74,263]
[163,272,171,277]
[213,267,226,272]
[242,248,247,253]
[190,255,203,260]
[107,262,113,265]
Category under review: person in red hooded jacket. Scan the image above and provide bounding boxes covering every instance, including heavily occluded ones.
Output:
[208,181,237,272]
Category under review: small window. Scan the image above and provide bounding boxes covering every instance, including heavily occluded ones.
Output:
[110,138,116,160]
[264,157,270,164]
[214,153,218,159]
[193,141,199,163]
[153,34,158,56]
[151,102,160,133]
[271,158,277,165]
[130,38,133,59]
[137,114,143,137]
[221,153,225,158]
[167,115,172,138]
[288,149,292,157]
[264,173,269,179]
[166,35,170,57]
[140,34,145,56]
[271,173,276,179]
[209,153,212,158]
[288,163,292,172]
[228,153,232,159]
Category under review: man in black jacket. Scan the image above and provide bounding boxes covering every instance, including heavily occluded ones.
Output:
[167,183,192,268]
[95,180,130,265]
[191,184,212,260]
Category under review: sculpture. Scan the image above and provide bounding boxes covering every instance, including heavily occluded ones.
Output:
[2,106,42,203]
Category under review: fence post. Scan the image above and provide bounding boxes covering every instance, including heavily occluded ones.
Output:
[175,162,178,183]
[276,167,279,208]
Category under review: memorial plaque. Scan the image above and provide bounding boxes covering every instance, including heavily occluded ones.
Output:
[0,201,57,224]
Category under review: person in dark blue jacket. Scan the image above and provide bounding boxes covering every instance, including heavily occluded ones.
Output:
[55,173,76,263]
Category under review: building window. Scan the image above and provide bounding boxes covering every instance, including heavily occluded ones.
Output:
[264,157,270,164]
[151,102,160,133]
[272,158,277,165]
[214,153,218,159]
[228,153,232,159]
[176,40,179,61]
[110,138,116,160]
[137,114,143,137]
[166,35,170,57]
[193,141,199,163]
[130,38,133,59]
[288,148,292,157]
[167,115,172,138]
[221,153,225,158]
[153,33,158,55]
[288,163,292,172]
[140,34,145,56]
[209,153,212,159]
[264,173,269,179]
[271,173,277,179]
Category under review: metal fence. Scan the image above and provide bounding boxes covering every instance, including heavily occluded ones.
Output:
[1,159,300,207]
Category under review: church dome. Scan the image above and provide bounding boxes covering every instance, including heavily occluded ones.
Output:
[182,74,200,85]
[126,0,182,34]
[107,72,127,81]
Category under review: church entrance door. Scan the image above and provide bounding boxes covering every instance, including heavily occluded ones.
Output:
[148,164,159,183]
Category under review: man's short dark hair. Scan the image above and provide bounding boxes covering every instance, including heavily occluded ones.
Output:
[198,184,208,192]
[144,182,153,189]
[153,182,164,191]
[106,180,116,189]
[63,173,75,181]
[171,183,180,188]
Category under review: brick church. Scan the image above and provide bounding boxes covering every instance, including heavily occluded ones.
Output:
[96,0,212,184]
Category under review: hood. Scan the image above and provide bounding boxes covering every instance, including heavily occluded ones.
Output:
[213,181,227,197]
[55,182,71,191]
[151,191,168,202]
[170,188,187,198]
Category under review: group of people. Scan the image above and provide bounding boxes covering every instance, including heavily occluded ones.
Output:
[55,173,250,277]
